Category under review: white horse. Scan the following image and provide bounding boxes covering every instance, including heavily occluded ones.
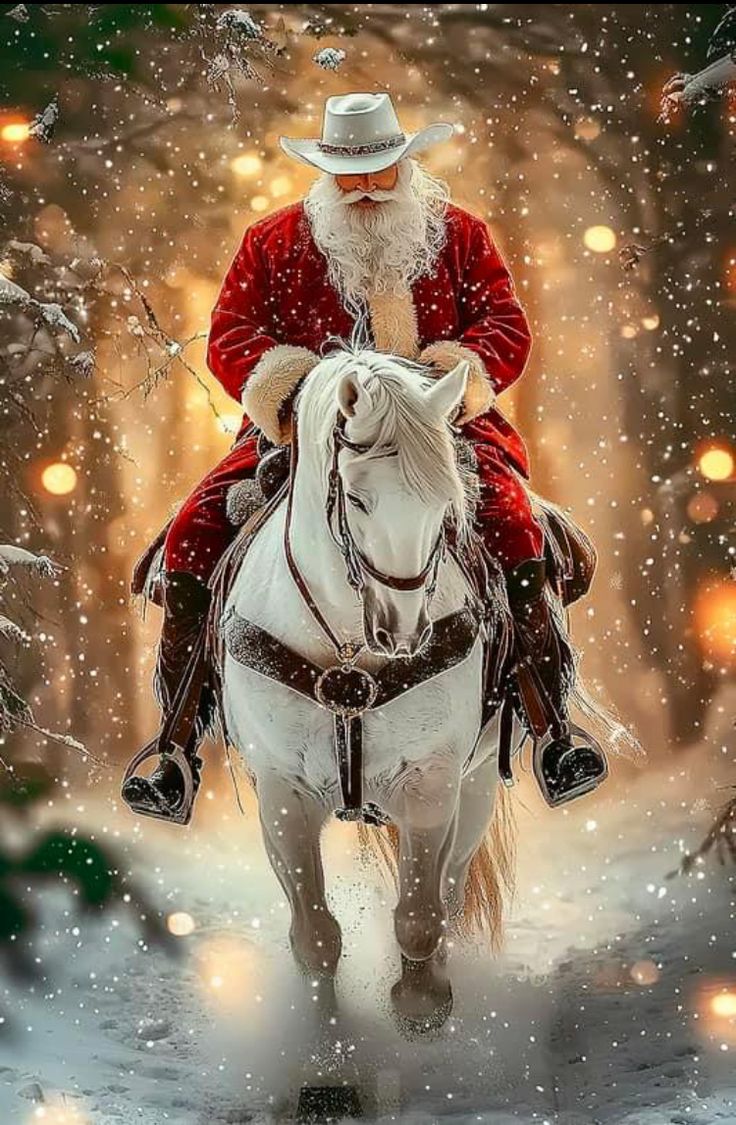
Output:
[220,347,514,1027]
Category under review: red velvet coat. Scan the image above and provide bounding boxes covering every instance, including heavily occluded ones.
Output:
[207,200,532,476]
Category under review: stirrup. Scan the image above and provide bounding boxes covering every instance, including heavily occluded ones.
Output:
[121,740,197,826]
[532,722,608,808]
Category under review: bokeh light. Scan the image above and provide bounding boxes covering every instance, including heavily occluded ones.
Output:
[711,992,736,1018]
[28,1101,89,1123]
[196,935,260,1012]
[694,582,736,664]
[686,491,719,524]
[1,119,29,143]
[41,462,78,496]
[694,980,736,1048]
[574,117,601,141]
[231,152,263,177]
[167,911,196,937]
[697,445,734,482]
[270,174,293,198]
[630,960,660,986]
[583,225,617,253]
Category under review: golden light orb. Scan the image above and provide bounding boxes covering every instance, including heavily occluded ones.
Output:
[167,911,196,937]
[270,174,293,198]
[711,991,736,1018]
[686,491,719,524]
[230,152,262,178]
[630,959,660,986]
[41,462,78,496]
[196,936,258,1012]
[641,313,660,330]
[1,120,30,144]
[697,446,734,482]
[694,582,736,664]
[574,117,601,141]
[250,195,269,213]
[28,1102,89,1123]
[583,225,617,253]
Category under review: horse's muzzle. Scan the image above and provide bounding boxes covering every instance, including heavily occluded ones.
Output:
[367,618,433,659]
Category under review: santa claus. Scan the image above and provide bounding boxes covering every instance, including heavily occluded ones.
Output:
[122,92,606,821]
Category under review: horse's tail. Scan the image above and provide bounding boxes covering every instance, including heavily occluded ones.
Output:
[357,784,516,952]
[458,784,516,950]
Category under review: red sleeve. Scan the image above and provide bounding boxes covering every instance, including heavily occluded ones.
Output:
[457,220,532,394]
[206,225,279,401]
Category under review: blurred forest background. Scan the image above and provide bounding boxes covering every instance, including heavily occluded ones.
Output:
[0,2,734,800]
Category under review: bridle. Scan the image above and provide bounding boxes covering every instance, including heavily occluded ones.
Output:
[283,405,447,662]
[326,413,446,598]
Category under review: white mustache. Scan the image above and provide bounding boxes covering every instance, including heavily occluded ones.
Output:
[341,188,398,204]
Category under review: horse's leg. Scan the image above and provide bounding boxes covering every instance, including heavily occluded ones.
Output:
[389,760,460,1026]
[443,754,499,923]
[255,770,342,979]
[256,774,362,1117]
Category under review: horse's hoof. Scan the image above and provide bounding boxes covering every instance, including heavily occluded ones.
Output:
[296,1083,362,1122]
[392,991,454,1040]
[390,970,453,1037]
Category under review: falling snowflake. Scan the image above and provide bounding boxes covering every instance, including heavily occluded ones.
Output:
[29,96,59,144]
[618,243,648,272]
[313,47,346,72]
[68,350,95,379]
[215,9,262,40]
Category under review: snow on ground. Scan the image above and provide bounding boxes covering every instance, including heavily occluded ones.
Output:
[2,690,736,1124]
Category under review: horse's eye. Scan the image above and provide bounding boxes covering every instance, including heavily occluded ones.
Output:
[347,492,368,514]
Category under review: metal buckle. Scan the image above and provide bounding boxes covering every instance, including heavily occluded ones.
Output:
[314,663,379,717]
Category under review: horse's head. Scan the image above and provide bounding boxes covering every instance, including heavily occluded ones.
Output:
[330,351,469,658]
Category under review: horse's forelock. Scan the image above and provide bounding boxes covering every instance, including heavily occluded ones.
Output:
[297,348,469,530]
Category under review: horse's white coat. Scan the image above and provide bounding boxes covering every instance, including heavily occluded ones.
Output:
[221,349,502,1015]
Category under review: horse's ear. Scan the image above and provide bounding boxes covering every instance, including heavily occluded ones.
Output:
[427,360,468,419]
[337,370,367,418]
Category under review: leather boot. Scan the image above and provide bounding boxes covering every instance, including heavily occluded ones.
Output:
[121,571,212,821]
[506,558,607,806]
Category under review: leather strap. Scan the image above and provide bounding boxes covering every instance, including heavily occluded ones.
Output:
[222,603,480,712]
[223,602,481,822]
[498,692,515,786]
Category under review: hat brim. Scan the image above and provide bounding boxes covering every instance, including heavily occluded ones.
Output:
[279,122,454,174]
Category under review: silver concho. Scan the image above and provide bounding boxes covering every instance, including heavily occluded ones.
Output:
[314,663,379,717]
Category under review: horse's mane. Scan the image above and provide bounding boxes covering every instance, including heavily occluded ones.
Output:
[296,343,471,532]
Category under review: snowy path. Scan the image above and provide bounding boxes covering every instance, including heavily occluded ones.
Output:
[2,704,736,1124]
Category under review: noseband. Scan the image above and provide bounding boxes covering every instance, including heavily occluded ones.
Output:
[325,414,445,599]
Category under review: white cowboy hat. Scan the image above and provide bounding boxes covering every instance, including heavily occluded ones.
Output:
[279,92,454,174]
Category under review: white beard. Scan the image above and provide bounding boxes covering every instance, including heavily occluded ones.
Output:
[303,159,450,315]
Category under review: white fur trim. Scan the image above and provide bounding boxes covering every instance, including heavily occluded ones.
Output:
[242,344,320,444]
[368,289,420,358]
[419,340,495,424]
